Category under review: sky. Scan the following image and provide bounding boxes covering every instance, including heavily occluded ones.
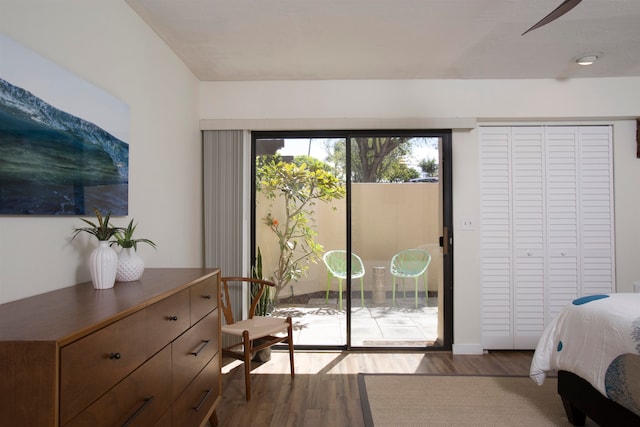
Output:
[278,137,439,172]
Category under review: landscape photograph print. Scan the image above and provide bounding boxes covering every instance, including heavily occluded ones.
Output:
[0,33,129,215]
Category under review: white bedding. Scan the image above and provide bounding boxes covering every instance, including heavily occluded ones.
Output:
[530,293,640,415]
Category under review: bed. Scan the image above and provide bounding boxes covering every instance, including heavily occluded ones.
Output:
[530,293,640,426]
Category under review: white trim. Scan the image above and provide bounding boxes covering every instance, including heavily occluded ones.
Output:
[200,117,477,131]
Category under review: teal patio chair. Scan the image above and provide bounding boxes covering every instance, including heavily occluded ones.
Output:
[323,250,365,310]
[390,249,431,308]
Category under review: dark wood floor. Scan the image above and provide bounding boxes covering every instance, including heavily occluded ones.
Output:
[215,350,535,427]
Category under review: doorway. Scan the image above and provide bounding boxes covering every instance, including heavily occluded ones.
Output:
[252,130,453,350]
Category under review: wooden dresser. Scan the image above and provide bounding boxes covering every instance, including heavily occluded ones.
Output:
[0,268,221,427]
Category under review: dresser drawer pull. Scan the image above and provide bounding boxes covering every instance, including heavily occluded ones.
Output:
[121,396,154,427]
[109,352,121,360]
[167,315,178,321]
[202,294,212,300]
[193,388,212,412]
[190,339,211,356]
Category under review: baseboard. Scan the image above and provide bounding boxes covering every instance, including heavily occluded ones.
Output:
[452,344,484,355]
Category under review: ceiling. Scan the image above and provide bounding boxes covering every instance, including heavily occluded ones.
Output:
[125,0,640,81]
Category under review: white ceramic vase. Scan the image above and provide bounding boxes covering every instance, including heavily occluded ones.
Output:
[116,247,145,282]
[89,241,118,290]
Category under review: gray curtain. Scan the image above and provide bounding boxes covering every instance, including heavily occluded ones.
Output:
[203,130,248,334]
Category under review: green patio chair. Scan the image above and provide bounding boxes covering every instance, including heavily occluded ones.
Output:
[323,250,365,311]
[390,249,431,308]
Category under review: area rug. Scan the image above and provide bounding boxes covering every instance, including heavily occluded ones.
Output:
[358,374,598,426]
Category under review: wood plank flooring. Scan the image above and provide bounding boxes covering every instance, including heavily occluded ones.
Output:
[215,350,535,427]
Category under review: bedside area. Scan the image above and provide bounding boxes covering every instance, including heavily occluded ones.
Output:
[0,268,221,427]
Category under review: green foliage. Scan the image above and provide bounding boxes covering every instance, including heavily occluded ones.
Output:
[326,136,439,183]
[259,158,346,301]
[251,247,272,316]
[382,162,420,182]
[72,208,119,241]
[418,158,439,177]
[110,219,157,251]
[328,137,413,182]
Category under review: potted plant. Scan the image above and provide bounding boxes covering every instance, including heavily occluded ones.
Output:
[110,219,156,282]
[251,247,272,317]
[250,247,274,362]
[72,208,120,290]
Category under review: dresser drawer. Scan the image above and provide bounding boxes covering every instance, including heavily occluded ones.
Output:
[172,310,218,399]
[190,275,218,324]
[146,289,190,356]
[172,355,220,427]
[154,409,172,427]
[60,309,147,425]
[64,345,172,427]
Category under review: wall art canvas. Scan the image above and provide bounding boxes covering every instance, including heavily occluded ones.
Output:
[0,33,129,215]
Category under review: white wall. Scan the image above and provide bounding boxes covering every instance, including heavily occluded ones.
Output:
[0,0,202,303]
[199,79,640,352]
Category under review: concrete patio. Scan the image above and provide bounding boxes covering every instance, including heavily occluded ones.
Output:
[272,295,439,348]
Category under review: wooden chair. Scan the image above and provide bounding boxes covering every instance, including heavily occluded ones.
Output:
[220,276,294,400]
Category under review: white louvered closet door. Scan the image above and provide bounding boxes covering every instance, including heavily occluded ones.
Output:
[511,128,546,349]
[479,127,514,350]
[545,127,580,321]
[577,127,615,296]
[480,125,614,350]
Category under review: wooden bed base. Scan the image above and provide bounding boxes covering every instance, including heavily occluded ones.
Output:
[558,370,640,427]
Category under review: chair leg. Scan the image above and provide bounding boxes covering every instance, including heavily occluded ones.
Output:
[403,278,407,299]
[424,273,429,305]
[338,278,343,311]
[325,272,331,304]
[414,277,419,308]
[360,277,364,307]
[242,330,252,401]
[287,317,295,378]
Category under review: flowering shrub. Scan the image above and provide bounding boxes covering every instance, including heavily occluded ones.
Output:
[259,158,345,301]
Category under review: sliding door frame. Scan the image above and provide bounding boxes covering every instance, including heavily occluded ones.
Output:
[251,129,453,351]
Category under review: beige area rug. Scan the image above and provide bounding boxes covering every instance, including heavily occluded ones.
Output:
[358,374,598,427]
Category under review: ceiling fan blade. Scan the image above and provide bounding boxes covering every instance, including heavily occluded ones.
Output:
[522,0,583,35]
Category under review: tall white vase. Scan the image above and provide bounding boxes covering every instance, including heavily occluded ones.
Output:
[89,241,118,290]
[116,247,145,282]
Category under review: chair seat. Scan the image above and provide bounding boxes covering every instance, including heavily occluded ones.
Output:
[221,316,289,338]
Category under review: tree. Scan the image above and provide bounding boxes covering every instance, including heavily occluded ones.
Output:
[418,158,438,177]
[353,137,413,182]
[327,137,425,182]
[381,162,420,182]
[258,158,346,302]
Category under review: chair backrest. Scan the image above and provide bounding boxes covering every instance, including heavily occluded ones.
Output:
[390,249,431,275]
[323,250,365,277]
[220,276,277,324]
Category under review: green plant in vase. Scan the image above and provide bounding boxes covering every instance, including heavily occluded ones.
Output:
[72,208,120,290]
[111,219,157,250]
[110,219,156,282]
[72,208,119,242]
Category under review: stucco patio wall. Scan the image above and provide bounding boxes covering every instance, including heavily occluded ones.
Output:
[256,182,443,300]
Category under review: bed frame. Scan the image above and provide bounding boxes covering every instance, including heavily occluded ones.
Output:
[558,370,640,426]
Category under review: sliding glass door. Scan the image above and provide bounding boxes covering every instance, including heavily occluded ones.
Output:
[252,130,452,350]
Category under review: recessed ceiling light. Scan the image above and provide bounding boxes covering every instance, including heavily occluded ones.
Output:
[575,54,599,66]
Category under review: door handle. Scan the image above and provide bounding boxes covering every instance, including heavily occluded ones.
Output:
[440,226,449,255]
